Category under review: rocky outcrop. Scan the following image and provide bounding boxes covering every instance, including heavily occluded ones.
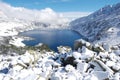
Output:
[74,39,105,53]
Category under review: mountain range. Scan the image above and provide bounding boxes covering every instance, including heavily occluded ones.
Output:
[70,3,120,46]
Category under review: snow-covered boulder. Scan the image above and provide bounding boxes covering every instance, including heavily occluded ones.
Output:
[72,52,81,59]
[65,65,75,72]
[81,46,95,60]
[74,39,92,51]
[93,71,111,80]
[0,43,120,80]
[77,62,88,73]
[57,46,72,54]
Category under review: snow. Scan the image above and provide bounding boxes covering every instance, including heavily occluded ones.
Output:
[0,45,120,80]
[0,1,120,80]
[0,2,70,47]
[0,22,20,36]
[72,52,81,59]
[65,65,75,72]
[81,46,94,59]
[93,71,110,80]
[77,62,88,73]
[9,36,25,47]
[70,2,120,46]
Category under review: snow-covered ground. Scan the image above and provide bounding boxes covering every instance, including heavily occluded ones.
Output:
[0,22,25,36]
[0,41,120,80]
[9,36,25,47]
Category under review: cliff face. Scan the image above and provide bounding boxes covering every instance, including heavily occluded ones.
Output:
[70,3,120,45]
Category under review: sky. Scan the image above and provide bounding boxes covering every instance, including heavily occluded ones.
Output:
[0,0,120,12]
[0,0,120,20]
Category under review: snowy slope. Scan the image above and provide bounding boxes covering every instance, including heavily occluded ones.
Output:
[70,3,120,46]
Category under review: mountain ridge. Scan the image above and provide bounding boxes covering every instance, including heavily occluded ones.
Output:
[70,2,120,46]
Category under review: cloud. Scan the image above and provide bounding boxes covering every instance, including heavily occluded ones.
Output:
[0,2,68,24]
[60,12,92,20]
[0,2,91,23]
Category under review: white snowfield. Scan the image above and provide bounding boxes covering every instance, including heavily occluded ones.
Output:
[0,42,120,80]
[0,22,25,36]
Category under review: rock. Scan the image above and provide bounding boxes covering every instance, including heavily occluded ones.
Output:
[0,67,9,74]
[81,46,94,60]
[106,61,115,67]
[37,76,46,80]
[0,74,4,80]
[113,73,120,80]
[62,56,76,67]
[67,73,77,80]
[84,74,98,80]
[109,53,117,62]
[57,46,72,54]
[98,52,109,58]
[25,50,41,65]
[12,64,24,72]
[111,46,119,50]
[102,43,111,52]
[111,63,120,72]
[2,76,12,80]
[114,50,120,56]
[93,44,105,52]
[51,73,61,80]
[65,65,75,72]
[77,62,88,73]
[93,71,111,80]
[74,39,105,53]
[94,59,114,75]
[74,39,92,51]
[72,52,81,59]
[35,43,43,47]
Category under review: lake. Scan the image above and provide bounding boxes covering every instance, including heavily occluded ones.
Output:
[20,29,82,51]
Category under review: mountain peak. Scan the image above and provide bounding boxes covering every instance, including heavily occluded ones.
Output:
[70,2,120,46]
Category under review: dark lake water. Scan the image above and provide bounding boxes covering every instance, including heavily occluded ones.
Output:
[20,29,82,51]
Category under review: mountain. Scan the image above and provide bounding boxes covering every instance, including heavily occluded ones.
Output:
[0,2,69,37]
[70,3,120,46]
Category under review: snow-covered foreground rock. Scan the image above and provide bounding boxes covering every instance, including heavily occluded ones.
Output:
[0,40,120,80]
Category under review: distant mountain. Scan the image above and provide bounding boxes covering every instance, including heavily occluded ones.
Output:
[70,3,120,45]
[0,2,69,36]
